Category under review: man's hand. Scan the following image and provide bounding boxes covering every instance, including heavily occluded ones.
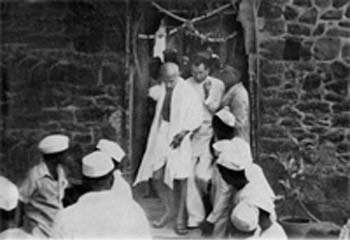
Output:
[200,220,214,237]
[170,130,189,149]
[203,80,211,99]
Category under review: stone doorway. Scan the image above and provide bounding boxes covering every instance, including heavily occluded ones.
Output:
[129,0,259,181]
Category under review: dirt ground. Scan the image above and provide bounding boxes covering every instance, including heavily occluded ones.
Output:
[134,195,202,239]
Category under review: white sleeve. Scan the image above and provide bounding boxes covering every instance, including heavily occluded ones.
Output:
[52,212,72,239]
[207,172,233,223]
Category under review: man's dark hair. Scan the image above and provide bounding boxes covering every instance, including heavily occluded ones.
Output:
[212,115,236,140]
[191,53,210,69]
[163,49,179,65]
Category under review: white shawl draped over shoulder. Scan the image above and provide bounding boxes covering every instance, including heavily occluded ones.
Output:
[134,78,203,188]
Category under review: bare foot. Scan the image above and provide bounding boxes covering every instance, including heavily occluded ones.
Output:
[152,211,175,228]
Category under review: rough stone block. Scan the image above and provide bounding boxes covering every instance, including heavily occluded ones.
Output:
[263,19,285,36]
[76,107,106,123]
[301,92,322,101]
[49,63,97,86]
[72,133,92,144]
[313,38,341,60]
[302,114,316,125]
[313,23,326,36]
[336,142,349,153]
[325,92,344,102]
[296,101,330,114]
[260,125,288,138]
[315,0,331,8]
[326,80,348,95]
[302,73,321,91]
[60,122,90,133]
[284,5,299,20]
[293,0,312,7]
[321,10,343,20]
[287,23,311,36]
[299,7,318,25]
[332,113,350,127]
[283,37,302,60]
[280,105,302,118]
[27,34,71,49]
[261,113,277,124]
[339,21,350,28]
[42,110,75,123]
[261,61,284,75]
[262,98,289,111]
[262,88,278,98]
[342,42,350,63]
[321,130,345,142]
[258,0,283,19]
[332,0,349,8]
[102,63,122,85]
[346,5,350,18]
[309,126,328,135]
[95,96,117,107]
[260,137,297,153]
[261,74,281,87]
[331,61,350,79]
[76,87,106,97]
[300,41,313,61]
[279,90,299,100]
[260,39,286,60]
[280,117,303,127]
[326,28,350,38]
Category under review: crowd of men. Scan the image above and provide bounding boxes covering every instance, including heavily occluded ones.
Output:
[0,51,288,239]
[134,52,288,239]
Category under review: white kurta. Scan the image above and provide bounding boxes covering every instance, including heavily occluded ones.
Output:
[234,164,287,240]
[52,190,151,239]
[113,170,132,199]
[0,228,32,239]
[134,78,203,189]
[186,76,224,227]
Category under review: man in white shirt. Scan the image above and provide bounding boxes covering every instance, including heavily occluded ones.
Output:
[96,139,132,199]
[186,53,225,228]
[52,151,151,239]
[0,176,32,239]
[19,134,69,238]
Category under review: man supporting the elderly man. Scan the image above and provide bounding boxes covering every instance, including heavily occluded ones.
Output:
[217,65,250,143]
[53,151,151,239]
[134,62,203,235]
[19,134,69,238]
[186,53,225,228]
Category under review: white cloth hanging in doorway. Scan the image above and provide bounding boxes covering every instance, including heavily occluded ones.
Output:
[153,19,167,61]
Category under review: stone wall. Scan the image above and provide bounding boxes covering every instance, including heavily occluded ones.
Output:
[0,1,129,183]
[257,0,349,224]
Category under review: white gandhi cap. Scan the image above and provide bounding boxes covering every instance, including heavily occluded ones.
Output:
[231,201,259,232]
[96,139,125,163]
[213,138,253,171]
[0,176,19,211]
[82,151,114,178]
[215,107,236,127]
[38,134,69,154]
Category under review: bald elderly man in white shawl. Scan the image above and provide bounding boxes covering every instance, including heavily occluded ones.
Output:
[134,62,203,235]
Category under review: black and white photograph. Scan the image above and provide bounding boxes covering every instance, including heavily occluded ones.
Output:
[0,0,349,239]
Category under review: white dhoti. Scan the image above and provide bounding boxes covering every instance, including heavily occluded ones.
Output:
[186,121,214,227]
[152,120,170,173]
